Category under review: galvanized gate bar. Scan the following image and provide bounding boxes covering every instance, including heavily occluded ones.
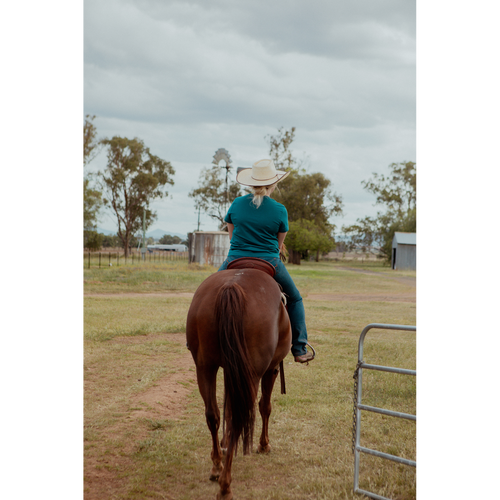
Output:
[357,445,416,467]
[357,403,416,421]
[360,363,416,376]
[355,488,393,500]
[353,323,416,500]
[357,323,416,363]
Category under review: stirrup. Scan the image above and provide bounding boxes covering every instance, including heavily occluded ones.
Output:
[294,342,316,365]
[306,343,316,359]
[294,343,316,365]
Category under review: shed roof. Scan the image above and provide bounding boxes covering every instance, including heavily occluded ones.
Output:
[393,232,416,245]
[193,231,228,235]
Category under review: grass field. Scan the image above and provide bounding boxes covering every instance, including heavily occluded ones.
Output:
[84,260,416,500]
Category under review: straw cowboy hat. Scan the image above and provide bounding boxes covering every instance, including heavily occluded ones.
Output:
[236,159,290,187]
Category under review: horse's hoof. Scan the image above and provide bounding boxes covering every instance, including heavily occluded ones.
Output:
[257,444,271,454]
[210,465,223,481]
[216,491,233,500]
[210,464,222,481]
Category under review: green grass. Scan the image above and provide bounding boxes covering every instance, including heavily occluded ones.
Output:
[84,260,216,294]
[286,261,415,297]
[84,261,416,499]
[85,295,194,341]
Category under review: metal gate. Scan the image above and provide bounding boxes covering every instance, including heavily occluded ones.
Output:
[352,323,416,500]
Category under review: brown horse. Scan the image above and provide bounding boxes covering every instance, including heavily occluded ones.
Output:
[186,262,291,500]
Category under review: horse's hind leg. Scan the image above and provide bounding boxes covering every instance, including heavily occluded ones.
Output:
[257,366,279,454]
[217,437,236,500]
[196,365,223,481]
[220,402,231,454]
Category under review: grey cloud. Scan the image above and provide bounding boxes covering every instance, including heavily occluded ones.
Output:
[85,0,414,132]
[128,0,415,61]
[85,0,415,234]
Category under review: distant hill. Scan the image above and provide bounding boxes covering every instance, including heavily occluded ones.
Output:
[96,227,187,240]
[95,227,116,236]
[146,229,187,240]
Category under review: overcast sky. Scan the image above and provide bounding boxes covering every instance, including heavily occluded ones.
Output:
[84,0,415,236]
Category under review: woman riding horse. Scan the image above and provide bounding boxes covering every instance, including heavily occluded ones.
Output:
[218,159,315,364]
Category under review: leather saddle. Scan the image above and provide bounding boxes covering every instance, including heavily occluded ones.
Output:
[227,257,276,278]
[227,257,285,305]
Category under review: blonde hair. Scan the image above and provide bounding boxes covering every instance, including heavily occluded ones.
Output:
[251,183,277,208]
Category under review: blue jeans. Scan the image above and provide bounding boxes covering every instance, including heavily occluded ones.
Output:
[218,256,308,356]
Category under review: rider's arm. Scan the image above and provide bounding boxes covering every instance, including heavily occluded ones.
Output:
[278,231,287,250]
[227,223,234,240]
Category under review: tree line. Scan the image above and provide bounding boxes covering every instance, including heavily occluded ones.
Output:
[84,115,175,256]
[85,116,415,264]
[342,161,416,261]
[188,126,416,264]
[83,232,187,252]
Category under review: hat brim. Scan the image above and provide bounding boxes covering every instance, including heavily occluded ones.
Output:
[236,168,290,187]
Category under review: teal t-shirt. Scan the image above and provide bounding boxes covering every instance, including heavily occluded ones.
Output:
[224,194,289,259]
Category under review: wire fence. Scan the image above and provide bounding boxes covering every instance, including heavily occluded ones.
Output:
[84,250,189,269]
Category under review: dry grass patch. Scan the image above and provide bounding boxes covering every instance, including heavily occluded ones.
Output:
[84,261,216,294]
[84,332,197,500]
[286,263,415,299]
[84,295,193,341]
[84,261,416,499]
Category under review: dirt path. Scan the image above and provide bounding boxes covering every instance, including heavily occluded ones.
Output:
[84,333,195,500]
[110,333,195,421]
[86,290,415,303]
[338,266,416,287]
[307,292,415,302]
[85,292,195,299]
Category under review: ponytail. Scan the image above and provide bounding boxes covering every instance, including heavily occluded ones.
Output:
[251,186,268,208]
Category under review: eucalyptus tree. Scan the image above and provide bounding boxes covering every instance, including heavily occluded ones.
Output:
[83,115,103,231]
[189,167,242,230]
[343,161,416,261]
[99,136,175,257]
[84,114,102,167]
[266,127,343,262]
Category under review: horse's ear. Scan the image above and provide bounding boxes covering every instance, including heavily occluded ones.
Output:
[280,242,288,263]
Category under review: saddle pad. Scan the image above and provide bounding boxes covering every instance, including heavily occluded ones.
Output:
[227,257,276,278]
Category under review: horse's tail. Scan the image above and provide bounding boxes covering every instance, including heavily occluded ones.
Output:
[215,281,256,455]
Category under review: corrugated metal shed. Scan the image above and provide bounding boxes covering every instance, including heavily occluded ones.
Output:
[393,232,416,245]
[188,231,230,267]
[391,232,416,271]
[147,244,187,252]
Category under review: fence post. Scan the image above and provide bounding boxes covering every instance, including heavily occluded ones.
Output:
[99,252,101,268]
[88,251,90,269]
[109,252,111,266]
